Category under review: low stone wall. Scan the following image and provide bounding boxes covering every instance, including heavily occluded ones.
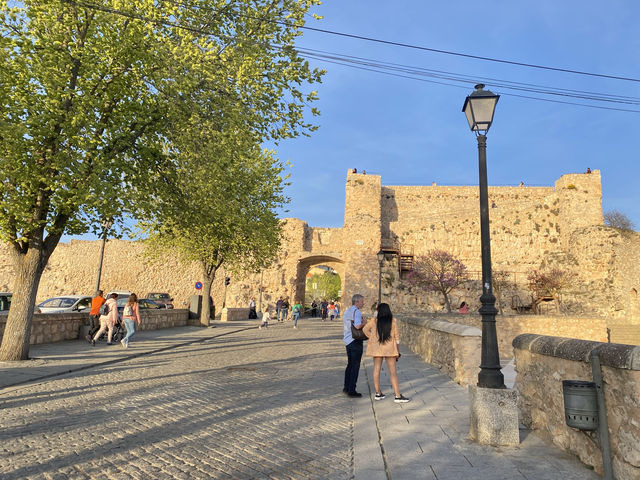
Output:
[513,334,640,479]
[0,309,192,345]
[431,313,609,358]
[396,316,481,386]
[220,307,251,322]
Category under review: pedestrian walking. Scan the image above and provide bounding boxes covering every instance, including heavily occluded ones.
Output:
[343,294,367,397]
[276,297,283,322]
[363,303,409,403]
[280,298,290,322]
[328,301,337,321]
[91,293,118,346]
[249,297,257,319]
[311,300,318,317]
[87,290,106,342]
[120,293,140,348]
[321,299,328,321]
[292,300,302,329]
[259,306,270,329]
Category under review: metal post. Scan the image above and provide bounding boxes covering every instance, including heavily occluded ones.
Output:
[378,260,383,304]
[94,233,107,296]
[258,271,263,312]
[223,282,227,308]
[590,351,614,480]
[476,134,505,389]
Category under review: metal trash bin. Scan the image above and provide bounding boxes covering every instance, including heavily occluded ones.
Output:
[562,380,598,430]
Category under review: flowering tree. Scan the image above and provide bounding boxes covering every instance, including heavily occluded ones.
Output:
[527,268,574,313]
[405,250,468,312]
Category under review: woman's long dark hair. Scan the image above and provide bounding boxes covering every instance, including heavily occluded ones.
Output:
[376,303,393,344]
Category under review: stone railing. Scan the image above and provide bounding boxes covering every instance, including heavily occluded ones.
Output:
[0,309,193,345]
[396,316,481,386]
[424,312,609,358]
[513,334,640,479]
[220,307,251,322]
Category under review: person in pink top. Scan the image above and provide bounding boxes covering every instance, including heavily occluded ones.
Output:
[91,293,118,346]
[121,293,141,348]
[363,303,410,403]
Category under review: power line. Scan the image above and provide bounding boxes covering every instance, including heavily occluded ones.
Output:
[301,54,640,113]
[55,1,640,113]
[161,0,640,84]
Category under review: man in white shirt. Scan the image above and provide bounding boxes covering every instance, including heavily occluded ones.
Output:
[342,294,367,397]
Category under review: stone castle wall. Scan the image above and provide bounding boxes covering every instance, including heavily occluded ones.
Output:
[0,169,637,322]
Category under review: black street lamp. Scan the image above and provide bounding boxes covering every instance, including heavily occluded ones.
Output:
[94,217,113,296]
[462,84,505,389]
[377,250,385,305]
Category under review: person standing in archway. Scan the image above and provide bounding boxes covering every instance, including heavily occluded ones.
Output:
[343,294,367,397]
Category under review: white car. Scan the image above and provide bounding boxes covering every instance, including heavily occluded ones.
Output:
[37,295,92,314]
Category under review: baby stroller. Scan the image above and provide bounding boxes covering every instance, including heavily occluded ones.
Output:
[98,317,125,343]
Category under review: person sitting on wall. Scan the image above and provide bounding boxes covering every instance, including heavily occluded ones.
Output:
[586,167,592,174]
[458,301,469,314]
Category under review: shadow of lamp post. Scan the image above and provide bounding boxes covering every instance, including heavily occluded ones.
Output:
[462,84,505,389]
[94,217,113,296]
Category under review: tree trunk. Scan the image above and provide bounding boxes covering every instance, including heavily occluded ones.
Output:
[0,247,47,361]
[442,291,452,312]
[199,264,216,327]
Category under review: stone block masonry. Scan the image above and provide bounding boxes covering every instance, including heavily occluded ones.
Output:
[0,169,637,323]
[513,334,640,479]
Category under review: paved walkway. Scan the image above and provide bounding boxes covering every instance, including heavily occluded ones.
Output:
[0,320,600,479]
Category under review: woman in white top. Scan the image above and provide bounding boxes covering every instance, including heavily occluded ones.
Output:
[92,293,118,345]
[121,293,140,348]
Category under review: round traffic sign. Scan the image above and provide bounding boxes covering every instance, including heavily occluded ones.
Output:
[195,281,203,290]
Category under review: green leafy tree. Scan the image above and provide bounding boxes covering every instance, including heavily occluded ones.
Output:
[405,250,468,312]
[0,0,322,359]
[306,271,341,303]
[141,139,289,325]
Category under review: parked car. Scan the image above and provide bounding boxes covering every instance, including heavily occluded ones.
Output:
[0,292,12,314]
[116,297,162,316]
[37,295,92,314]
[105,290,132,300]
[145,292,174,309]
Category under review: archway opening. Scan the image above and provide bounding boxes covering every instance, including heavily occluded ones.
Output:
[305,265,342,305]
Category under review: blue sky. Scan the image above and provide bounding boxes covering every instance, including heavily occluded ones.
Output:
[64,1,639,242]
[271,0,640,230]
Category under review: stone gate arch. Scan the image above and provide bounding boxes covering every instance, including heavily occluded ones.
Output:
[295,254,345,305]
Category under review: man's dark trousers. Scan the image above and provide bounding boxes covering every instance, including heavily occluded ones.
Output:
[344,339,364,393]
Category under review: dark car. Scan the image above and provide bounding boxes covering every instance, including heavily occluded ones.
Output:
[0,292,11,315]
[116,297,162,316]
[145,292,174,309]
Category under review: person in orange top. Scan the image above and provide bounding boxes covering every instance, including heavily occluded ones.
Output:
[86,290,106,342]
[363,303,410,403]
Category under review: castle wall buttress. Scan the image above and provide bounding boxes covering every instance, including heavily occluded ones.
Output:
[342,171,382,306]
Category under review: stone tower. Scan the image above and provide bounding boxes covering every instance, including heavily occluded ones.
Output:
[341,170,382,308]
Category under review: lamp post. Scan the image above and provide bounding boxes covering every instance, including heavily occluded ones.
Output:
[377,249,385,305]
[94,217,113,296]
[462,84,505,389]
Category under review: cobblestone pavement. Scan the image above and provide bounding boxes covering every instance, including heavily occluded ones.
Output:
[0,322,355,479]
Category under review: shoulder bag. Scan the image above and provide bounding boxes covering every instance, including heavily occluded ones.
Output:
[348,309,368,340]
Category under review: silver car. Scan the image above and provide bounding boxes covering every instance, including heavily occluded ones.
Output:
[37,295,92,314]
